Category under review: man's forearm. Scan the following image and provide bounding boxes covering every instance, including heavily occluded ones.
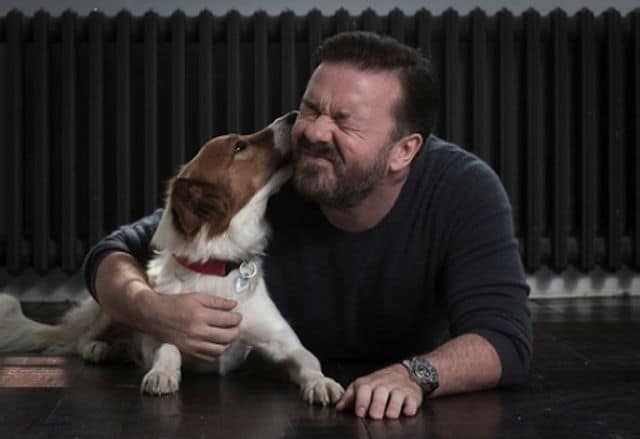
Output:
[94,251,158,333]
[423,333,501,398]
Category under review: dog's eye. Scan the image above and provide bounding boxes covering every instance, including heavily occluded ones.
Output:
[233,141,248,154]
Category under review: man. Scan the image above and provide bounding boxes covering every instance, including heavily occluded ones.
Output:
[84,31,532,420]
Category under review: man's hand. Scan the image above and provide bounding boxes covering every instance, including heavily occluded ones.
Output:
[95,252,243,363]
[335,363,423,419]
[142,292,242,362]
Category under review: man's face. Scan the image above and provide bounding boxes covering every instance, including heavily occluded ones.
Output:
[291,62,402,208]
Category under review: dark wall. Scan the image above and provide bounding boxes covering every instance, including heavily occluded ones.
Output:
[0,9,638,275]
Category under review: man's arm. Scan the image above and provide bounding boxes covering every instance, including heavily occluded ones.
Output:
[337,156,532,419]
[84,211,242,361]
[336,333,500,418]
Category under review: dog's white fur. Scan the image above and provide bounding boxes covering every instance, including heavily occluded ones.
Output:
[0,113,344,405]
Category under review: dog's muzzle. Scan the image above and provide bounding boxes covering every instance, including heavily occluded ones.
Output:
[271,111,298,156]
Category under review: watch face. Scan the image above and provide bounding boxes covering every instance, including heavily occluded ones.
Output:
[414,360,436,381]
[410,357,438,392]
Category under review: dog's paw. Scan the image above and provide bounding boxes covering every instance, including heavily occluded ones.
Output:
[141,369,180,396]
[80,341,111,363]
[301,376,345,406]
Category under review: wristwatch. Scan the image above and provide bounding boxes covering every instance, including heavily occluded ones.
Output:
[401,356,439,395]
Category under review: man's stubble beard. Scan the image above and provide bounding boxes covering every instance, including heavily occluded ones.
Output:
[292,140,394,209]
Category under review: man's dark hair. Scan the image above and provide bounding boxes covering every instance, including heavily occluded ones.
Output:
[313,31,439,142]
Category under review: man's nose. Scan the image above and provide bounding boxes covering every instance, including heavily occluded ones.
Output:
[302,114,333,145]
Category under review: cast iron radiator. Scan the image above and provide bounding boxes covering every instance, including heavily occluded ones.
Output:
[0,8,638,275]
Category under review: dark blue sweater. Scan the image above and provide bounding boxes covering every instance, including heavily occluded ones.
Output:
[84,135,532,386]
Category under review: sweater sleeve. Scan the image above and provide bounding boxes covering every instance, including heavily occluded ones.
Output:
[440,157,532,386]
[82,209,164,301]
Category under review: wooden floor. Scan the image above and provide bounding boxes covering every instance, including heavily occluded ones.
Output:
[1,297,639,439]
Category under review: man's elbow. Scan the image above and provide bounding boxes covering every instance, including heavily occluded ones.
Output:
[498,337,532,387]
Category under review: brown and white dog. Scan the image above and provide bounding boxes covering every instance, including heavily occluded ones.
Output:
[0,112,344,405]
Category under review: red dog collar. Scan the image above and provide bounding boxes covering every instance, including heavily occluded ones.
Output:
[173,254,240,276]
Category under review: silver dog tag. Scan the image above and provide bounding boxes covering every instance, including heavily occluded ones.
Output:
[235,276,250,293]
[235,261,257,294]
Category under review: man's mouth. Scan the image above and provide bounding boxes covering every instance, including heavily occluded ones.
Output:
[297,152,335,167]
[295,144,339,166]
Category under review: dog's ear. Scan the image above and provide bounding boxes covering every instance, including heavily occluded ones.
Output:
[170,177,232,237]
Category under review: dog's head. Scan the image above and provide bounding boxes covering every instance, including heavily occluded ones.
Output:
[168,111,297,239]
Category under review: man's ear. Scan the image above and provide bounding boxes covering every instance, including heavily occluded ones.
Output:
[388,133,423,172]
[170,177,232,237]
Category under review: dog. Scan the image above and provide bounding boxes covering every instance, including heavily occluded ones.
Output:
[0,111,345,406]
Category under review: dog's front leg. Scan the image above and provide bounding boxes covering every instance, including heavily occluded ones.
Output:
[240,289,344,405]
[253,326,344,406]
[139,334,182,396]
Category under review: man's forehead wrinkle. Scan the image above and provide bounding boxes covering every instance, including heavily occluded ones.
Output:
[303,92,356,122]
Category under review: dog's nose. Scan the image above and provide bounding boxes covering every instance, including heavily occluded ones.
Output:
[283,110,298,125]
